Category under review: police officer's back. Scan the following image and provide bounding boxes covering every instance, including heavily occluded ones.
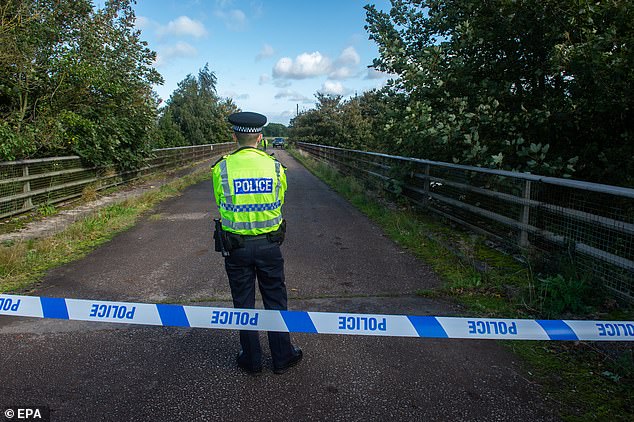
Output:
[212,112,302,375]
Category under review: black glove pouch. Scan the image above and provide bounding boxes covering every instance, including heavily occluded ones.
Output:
[225,231,244,250]
[267,219,287,245]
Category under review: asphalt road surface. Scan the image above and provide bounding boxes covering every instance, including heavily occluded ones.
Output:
[0,150,558,421]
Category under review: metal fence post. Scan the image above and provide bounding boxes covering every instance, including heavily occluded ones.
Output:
[519,180,532,248]
[22,164,33,211]
[423,163,431,206]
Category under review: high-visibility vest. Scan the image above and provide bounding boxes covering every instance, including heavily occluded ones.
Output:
[212,147,286,235]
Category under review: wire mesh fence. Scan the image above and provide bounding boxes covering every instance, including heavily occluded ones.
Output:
[0,143,235,220]
[297,142,634,301]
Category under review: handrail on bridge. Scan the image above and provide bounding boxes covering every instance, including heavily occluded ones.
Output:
[296,142,634,301]
[0,143,235,220]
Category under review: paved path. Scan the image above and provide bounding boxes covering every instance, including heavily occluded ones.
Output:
[0,150,558,421]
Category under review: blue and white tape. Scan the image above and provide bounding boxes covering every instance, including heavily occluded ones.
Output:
[1,294,633,341]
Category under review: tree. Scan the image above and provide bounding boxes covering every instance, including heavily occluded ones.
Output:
[290,93,342,146]
[158,63,235,147]
[290,93,377,150]
[364,0,634,185]
[262,123,288,137]
[0,0,163,169]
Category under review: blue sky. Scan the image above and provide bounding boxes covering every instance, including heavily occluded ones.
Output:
[125,0,392,125]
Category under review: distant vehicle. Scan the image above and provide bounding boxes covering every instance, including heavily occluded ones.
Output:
[272,138,285,148]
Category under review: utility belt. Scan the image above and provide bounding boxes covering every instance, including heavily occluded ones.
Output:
[214,219,286,256]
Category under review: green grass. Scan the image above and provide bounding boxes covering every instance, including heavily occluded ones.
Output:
[289,146,633,421]
[509,341,634,421]
[0,168,212,293]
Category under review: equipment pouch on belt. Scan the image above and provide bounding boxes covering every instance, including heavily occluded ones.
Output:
[266,219,286,245]
[213,219,231,257]
[225,232,245,250]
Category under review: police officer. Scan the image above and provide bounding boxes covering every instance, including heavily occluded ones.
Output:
[212,111,302,375]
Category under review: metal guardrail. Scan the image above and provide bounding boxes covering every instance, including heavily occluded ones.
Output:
[0,143,235,220]
[297,142,634,301]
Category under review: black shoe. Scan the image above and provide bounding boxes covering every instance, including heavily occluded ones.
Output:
[273,347,303,375]
[236,351,262,375]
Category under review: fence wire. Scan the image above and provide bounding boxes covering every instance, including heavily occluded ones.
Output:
[297,142,634,301]
[0,143,235,220]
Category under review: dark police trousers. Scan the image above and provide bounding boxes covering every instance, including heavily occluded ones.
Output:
[224,237,295,369]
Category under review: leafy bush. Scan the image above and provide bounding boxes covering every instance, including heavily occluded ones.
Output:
[532,274,595,318]
[0,121,37,161]
[0,0,162,169]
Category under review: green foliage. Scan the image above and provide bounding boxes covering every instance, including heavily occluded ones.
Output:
[36,204,56,217]
[532,274,593,318]
[0,0,163,169]
[290,93,375,150]
[262,123,288,137]
[156,63,236,148]
[0,121,37,160]
[510,340,634,421]
[154,108,187,148]
[290,0,634,187]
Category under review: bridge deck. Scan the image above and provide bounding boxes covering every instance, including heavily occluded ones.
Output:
[0,150,557,421]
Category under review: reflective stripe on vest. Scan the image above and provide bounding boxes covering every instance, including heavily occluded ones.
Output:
[218,160,233,205]
[220,200,281,212]
[275,161,282,200]
[222,215,283,231]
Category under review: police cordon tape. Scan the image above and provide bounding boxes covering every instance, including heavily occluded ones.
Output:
[1,293,633,341]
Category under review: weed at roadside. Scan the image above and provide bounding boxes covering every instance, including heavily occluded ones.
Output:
[36,203,56,217]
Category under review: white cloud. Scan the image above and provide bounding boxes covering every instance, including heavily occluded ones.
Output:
[155,42,198,67]
[223,90,249,100]
[268,110,297,125]
[273,52,332,79]
[215,9,247,31]
[273,79,291,88]
[251,1,264,19]
[327,46,361,80]
[320,80,351,96]
[158,16,208,38]
[337,46,360,66]
[329,66,358,80]
[274,89,312,103]
[365,68,390,79]
[259,73,271,85]
[256,43,275,61]
[272,47,363,80]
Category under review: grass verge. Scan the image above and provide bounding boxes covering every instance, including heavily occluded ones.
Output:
[0,167,212,293]
[288,146,633,421]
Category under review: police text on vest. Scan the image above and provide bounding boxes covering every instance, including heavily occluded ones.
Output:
[233,178,273,194]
